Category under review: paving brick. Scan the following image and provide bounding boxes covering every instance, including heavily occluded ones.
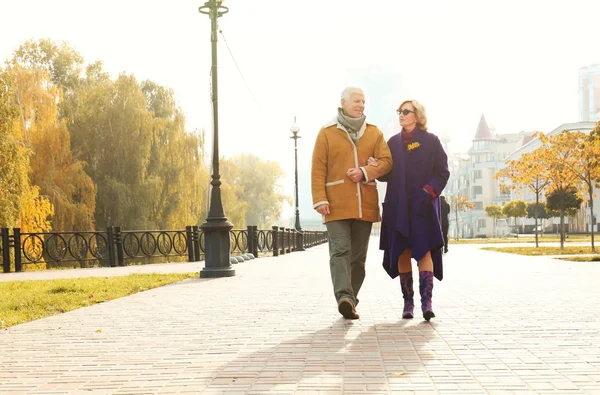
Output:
[2,240,600,393]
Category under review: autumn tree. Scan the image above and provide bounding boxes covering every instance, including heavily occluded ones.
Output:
[69,72,157,228]
[219,153,291,228]
[0,67,29,227]
[501,200,527,236]
[218,157,249,227]
[13,39,84,97]
[496,148,549,246]
[170,130,209,228]
[484,204,503,238]
[0,66,54,232]
[546,187,582,244]
[536,131,581,249]
[142,80,209,229]
[7,62,96,231]
[450,195,475,240]
[556,128,600,252]
[7,39,296,234]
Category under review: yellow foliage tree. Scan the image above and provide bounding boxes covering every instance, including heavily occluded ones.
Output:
[0,66,53,232]
[496,149,549,247]
[556,127,600,252]
[449,195,475,240]
[8,63,96,231]
[536,131,581,250]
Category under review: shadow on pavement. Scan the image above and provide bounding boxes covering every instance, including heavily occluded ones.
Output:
[200,316,437,393]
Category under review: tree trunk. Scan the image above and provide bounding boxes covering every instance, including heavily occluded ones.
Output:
[590,187,596,252]
[455,209,459,241]
[560,211,565,250]
[534,192,539,248]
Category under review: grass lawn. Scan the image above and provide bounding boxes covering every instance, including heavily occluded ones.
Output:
[481,246,597,256]
[0,272,196,328]
[451,235,592,244]
[559,255,600,262]
[452,238,531,244]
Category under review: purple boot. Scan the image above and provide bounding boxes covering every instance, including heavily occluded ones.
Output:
[399,272,414,319]
[419,271,435,321]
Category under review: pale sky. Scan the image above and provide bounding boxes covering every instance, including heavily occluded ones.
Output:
[2,0,599,223]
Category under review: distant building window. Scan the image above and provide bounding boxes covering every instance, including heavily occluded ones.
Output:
[472,186,483,195]
[477,219,486,229]
[487,153,495,162]
[474,202,483,210]
[472,170,482,180]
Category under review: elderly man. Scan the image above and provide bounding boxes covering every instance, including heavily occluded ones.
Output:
[311,86,392,319]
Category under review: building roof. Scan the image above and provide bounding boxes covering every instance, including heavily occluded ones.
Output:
[473,114,496,141]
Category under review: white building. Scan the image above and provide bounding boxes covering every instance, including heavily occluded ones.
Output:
[579,64,600,122]
[445,115,535,238]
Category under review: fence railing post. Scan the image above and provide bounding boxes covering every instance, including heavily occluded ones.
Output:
[114,227,124,266]
[279,227,286,255]
[295,229,304,252]
[286,228,292,254]
[186,226,194,262]
[2,228,10,273]
[246,225,254,256]
[106,227,116,267]
[193,225,201,262]
[13,228,22,272]
[252,226,259,257]
[272,226,279,256]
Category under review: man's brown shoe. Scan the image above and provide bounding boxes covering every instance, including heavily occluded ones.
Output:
[338,299,359,319]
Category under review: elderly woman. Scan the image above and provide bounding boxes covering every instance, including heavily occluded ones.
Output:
[376,100,449,321]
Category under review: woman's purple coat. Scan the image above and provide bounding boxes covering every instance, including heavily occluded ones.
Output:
[378,129,450,281]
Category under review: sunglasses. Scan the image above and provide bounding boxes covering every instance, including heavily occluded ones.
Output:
[397,109,415,116]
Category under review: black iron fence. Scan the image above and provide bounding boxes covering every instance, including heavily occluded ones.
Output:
[0,226,328,273]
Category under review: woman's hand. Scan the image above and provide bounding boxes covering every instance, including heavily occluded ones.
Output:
[367,157,379,167]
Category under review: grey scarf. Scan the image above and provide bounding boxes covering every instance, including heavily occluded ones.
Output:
[337,108,366,144]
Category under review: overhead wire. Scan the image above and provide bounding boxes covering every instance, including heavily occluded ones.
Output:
[219,29,264,115]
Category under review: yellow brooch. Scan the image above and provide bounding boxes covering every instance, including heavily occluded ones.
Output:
[407,142,421,152]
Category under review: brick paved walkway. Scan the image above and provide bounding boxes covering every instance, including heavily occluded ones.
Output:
[1,239,600,394]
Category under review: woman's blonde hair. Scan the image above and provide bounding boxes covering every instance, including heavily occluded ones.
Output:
[399,99,428,130]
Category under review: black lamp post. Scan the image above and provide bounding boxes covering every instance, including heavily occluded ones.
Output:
[290,117,304,251]
[198,0,235,278]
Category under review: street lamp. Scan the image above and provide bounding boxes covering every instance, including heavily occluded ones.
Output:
[290,117,304,251]
[198,0,235,278]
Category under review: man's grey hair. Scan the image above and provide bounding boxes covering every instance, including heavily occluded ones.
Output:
[341,86,364,101]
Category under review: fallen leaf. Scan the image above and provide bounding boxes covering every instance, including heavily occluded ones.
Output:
[391,371,407,376]
[95,329,102,333]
